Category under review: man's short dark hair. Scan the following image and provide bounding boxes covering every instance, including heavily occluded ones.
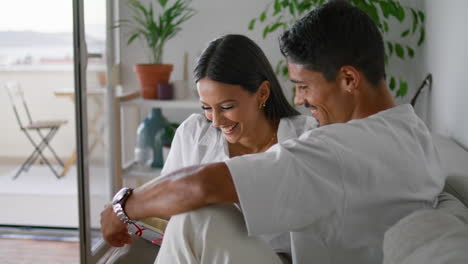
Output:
[279,1,386,86]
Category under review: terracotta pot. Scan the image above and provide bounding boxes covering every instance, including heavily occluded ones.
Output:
[134,64,173,99]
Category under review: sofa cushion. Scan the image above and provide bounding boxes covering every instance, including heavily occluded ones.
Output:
[444,175,468,208]
[437,192,468,222]
[383,192,468,264]
[432,133,468,207]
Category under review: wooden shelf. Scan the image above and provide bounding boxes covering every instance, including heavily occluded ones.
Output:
[121,98,200,109]
[122,160,162,179]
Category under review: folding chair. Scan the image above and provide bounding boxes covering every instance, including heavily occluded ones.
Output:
[4,81,68,179]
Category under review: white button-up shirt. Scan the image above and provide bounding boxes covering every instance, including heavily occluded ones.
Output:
[225,104,445,263]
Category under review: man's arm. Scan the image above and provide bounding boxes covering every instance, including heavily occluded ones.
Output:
[100,162,237,246]
[127,162,238,220]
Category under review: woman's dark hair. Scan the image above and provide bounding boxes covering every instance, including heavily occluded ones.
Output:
[194,34,299,120]
[279,1,386,86]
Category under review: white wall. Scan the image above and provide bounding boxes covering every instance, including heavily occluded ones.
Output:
[118,0,290,98]
[425,0,468,149]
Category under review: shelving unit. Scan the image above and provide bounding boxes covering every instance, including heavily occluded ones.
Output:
[113,91,200,188]
[122,160,162,178]
[121,98,200,109]
[121,160,162,187]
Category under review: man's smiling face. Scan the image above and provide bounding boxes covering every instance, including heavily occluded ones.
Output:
[288,62,354,127]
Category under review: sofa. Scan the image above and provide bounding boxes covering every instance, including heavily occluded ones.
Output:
[383,134,468,263]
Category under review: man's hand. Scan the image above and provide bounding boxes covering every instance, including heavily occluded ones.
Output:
[100,203,132,247]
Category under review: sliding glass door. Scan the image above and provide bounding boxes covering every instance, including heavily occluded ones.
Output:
[73,0,116,262]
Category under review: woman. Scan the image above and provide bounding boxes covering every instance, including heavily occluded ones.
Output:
[108,34,316,263]
[156,34,316,262]
[162,34,316,175]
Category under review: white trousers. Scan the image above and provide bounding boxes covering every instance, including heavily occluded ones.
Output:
[155,204,283,264]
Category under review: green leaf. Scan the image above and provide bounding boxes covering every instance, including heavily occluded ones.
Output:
[248,18,256,30]
[282,64,289,77]
[411,8,419,34]
[396,80,408,97]
[268,22,284,33]
[127,33,139,45]
[417,27,425,46]
[289,3,296,16]
[387,42,394,56]
[395,43,405,59]
[291,0,299,12]
[158,0,168,8]
[260,11,267,22]
[275,60,284,75]
[418,11,425,22]
[298,0,313,14]
[378,1,391,19]
[406,46,415,58]
[401,29,410,38]
[383,21,389,33]
[355,1,380,27]
[394,2,405,22]
[263,25,270,39]
[274,0,281,14]
[389,76,396,91]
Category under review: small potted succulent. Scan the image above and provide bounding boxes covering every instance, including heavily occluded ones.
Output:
[117,0,196,99]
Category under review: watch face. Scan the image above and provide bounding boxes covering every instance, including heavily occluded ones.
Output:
[113,188,129,204]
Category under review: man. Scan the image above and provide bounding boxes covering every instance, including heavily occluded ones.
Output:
[101,2,444,263]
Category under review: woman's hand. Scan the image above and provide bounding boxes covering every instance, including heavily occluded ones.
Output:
[100,203,132,247]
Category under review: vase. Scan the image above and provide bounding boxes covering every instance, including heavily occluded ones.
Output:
[134,108,169,169]
[153,129,166,168]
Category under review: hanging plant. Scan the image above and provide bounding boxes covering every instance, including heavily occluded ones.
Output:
[248,0,426,98]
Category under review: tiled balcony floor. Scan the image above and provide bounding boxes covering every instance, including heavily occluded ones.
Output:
[0,163,109,228]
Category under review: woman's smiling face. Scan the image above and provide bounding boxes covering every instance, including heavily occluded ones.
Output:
[197,78,266,144]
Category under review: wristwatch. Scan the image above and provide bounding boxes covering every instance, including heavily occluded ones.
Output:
[112,187,135,224]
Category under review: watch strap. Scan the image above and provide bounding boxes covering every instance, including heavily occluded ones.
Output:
[112,187,135,224]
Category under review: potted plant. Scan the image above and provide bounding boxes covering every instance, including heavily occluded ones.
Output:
[117,0,196,99]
